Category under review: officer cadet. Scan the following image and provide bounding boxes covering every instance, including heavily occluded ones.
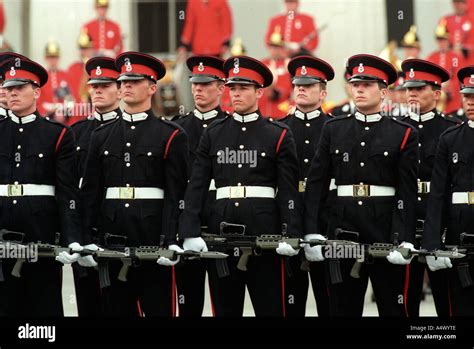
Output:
[282,56,334,317]
[0,57,82,316]
[304,54,419,316]
[70,56,121,317]
[400,59,460,317]
[173,55,227,317]
[422,66,474,316]
[0,53,29,120]
[179,56,302,317]
[81,0,123,58]
[81,51,188,316]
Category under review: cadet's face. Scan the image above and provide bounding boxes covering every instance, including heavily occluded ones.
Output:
[89,82,120,112]
[191,81,224,111]
[407,85,439,114]
[229,84,262,114]
[404,47,420,59]
[394,89,408,104]
[294,83,327,110]
[120,79,156,106]
[6,83,40,116]
[453,1,467,15]
[351,81,387,113]
[462,93,474,120]
[437,38,450,51]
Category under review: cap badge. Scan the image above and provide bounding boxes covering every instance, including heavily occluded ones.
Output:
[358,63,364,73]
[9,66,15,77]
[301,66,307,75]
[233,59,240,74]
[96,66,102,76]
[124,58,132,72]
[198,62,204,72]
[470,74,474,84]
[409,68,415,78]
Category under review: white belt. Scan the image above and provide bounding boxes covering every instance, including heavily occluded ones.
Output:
[0,184,55,197]
[209,179,216,191]
[329,178,337,191]
[216,186,275,200]
[105,187,164,200]
[452,192,474,205]
[417,181,430,194]
[337,184,396,197]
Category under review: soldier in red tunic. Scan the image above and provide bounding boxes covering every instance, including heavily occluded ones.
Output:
[81,0,123,58]
[426,20,465,115]
[37,40,74,122]
[259,28,293,119]
[178,0,233,58]
[264,0,319,57]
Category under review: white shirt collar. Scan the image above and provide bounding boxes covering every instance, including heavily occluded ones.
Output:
[0,107,7,117]
[232,112,259,123]
[295,109,321,120]
[8,110,36,124]
[122,111,148,123]
[355,111,382,123]
[194,108,219,121]
[409,111,435,123]
[468,120,474,128]
[94,110,119,122]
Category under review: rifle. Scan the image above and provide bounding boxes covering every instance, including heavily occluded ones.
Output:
[350,232,465,278]
[202,221,355,278]
[94,233,228,288]
[0,229,26,281]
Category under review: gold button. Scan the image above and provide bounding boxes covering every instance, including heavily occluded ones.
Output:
[126,163,131,167]
[19,128,23,132]
[38,153,43,158]
[360,162,364,167]
[261,152,266,157]
[234,202,239,207]
[125,203,130,208]
[238,164,242,168]
[104,150,109,155]
[17,145,21,150]
[126,142,131,147]
[239,145,244,149]
[358,201,363,206]
[384,151,388,156]
[76,146,81,151]
[360,142,365,146]
[147,152,152,156]
[131,126,136,130]
[242,127,246,131]
[305,140,310,144]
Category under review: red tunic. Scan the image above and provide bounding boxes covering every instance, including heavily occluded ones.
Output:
[180,0,233,56]
[426,50,464,114]
[265,12,318,53]
[82,18,123,57]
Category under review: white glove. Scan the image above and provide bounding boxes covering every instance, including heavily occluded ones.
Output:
[56,242,83,264]
[426,255,452,271]
[78,244,103,267]
[386,242,416,265]
[157,244,183,267]
[183,237,208,252]
[276,241,300,256]
[303,234,326,262]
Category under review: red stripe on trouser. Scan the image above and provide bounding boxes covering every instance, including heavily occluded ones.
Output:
[137,299,143,317]
[171,266,176,317]
[281,258,286,317]
[208,277,216,317]
[404,265,410,317]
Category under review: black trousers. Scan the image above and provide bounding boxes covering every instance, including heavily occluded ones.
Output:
[207,252,284,317]
[284,254,309,317]
[1,259,63,316]
[100,260,175,317]
[449,260,474,316]
[405,258,450,317]
[72,264,102,317]
[328,258,409,316]
[175,259,206,317]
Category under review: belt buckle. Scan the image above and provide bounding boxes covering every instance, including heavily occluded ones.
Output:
[230,186,246,199]
[299,180,306,193]
[353,184,369,197]
[418,181,428,194]
[119,187,135,200]
[8,184,23,197]
[468,192,474,205]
